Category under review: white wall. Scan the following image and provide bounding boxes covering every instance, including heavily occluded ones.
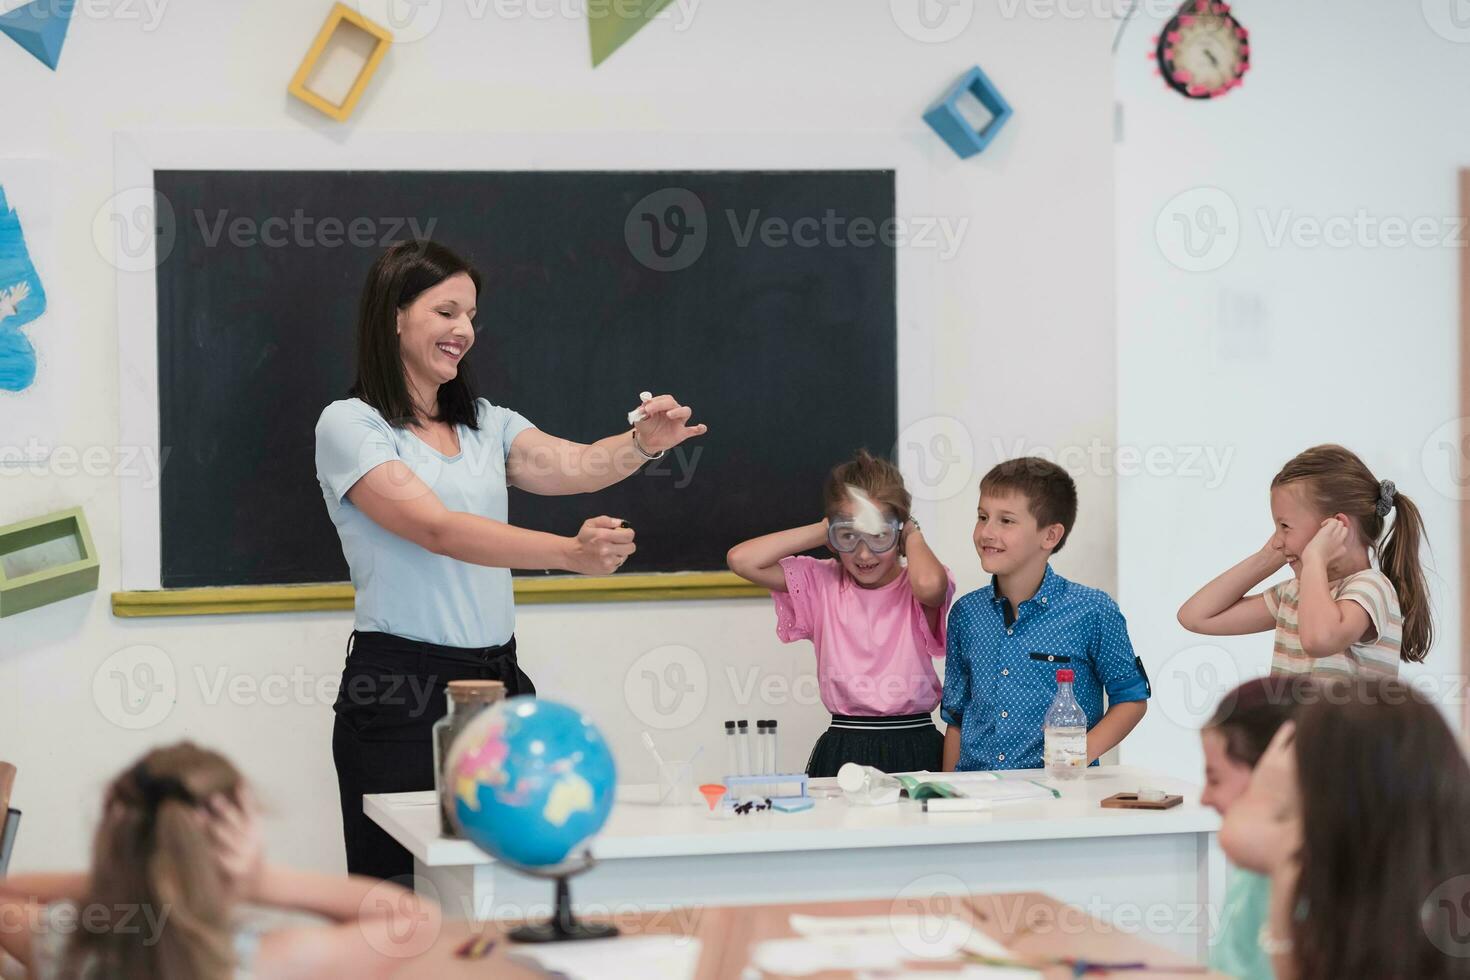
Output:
[1116,1,1466,780]
[1,2,1116,873]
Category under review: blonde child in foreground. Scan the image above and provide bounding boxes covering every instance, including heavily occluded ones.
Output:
[0,742,439,980]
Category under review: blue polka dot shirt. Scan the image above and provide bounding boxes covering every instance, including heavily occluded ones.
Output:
[941,565,1151,771]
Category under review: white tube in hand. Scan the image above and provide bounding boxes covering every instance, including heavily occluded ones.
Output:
[627,391,655,425]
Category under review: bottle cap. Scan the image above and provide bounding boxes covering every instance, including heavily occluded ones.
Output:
[1056,669,1075,683]
[737,720,749,729]
[836,762,866,793]
[725,720,736,731]
[446,680,506,704]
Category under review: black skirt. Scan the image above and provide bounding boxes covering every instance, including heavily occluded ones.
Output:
[331,630,535,882]
[805,712,943,778]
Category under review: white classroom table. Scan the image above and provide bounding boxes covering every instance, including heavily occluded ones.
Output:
[366,765,1220,960]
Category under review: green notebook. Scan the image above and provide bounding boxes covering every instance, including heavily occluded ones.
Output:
[895,775,961,800]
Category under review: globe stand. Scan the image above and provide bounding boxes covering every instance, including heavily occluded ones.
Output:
[507,852,618,943]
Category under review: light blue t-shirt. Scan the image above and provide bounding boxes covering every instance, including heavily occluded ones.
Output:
[1209,865,1275,980]
[314,396,535,648]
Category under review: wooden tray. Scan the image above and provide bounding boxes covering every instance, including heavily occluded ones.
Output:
[1100,792,1183,810]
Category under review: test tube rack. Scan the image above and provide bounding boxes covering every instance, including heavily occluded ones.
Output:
[720,772,809,806]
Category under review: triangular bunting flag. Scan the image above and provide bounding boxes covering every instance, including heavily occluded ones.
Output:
[588,0,674,67]
[0,0,75,71]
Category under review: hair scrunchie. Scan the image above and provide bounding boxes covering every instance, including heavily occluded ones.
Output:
[1375,479,1397,518]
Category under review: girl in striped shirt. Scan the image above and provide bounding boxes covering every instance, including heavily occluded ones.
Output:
[1178,444,1431,674]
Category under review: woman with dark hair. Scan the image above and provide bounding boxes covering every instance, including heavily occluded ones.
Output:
[1220,677,1470,980]
[315,240,706,880]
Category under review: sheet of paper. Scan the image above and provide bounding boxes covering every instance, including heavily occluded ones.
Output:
[789,914,1014,960]
[508,935,700,979]
[899,771,1058,803]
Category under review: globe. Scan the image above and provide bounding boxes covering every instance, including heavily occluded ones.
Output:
[444,696,617,869]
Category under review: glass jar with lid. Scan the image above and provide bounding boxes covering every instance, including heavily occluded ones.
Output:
[432,679,506,837]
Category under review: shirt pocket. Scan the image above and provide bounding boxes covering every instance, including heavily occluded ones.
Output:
[1024,651,1073,694]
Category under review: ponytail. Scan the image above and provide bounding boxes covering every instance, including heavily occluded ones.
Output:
[1380,489,1432,663]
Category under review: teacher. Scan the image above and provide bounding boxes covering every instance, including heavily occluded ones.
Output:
[314,240,707,881]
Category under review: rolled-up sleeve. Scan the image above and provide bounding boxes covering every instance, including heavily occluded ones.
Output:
[1092,597,1150,704]
[315,401,397,504]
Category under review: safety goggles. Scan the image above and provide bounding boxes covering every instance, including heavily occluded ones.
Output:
[827,517,903,555]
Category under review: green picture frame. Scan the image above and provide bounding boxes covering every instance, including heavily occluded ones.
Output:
[0,506,100,618]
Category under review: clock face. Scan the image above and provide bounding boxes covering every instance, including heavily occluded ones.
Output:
[1156,0,1249,99]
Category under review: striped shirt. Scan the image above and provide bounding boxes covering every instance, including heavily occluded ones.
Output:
[1262,569,1401,676]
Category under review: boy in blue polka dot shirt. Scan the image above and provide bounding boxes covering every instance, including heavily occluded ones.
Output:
[941,458,1150,771]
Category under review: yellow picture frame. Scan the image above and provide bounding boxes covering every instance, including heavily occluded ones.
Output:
[111,571,767,618]
[288,3,393,122]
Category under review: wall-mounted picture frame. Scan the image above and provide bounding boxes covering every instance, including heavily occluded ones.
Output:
[287,3,393,123]
[0,505,99,617]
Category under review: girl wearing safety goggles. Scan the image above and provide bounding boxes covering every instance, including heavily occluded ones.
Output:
[726,450,956,777]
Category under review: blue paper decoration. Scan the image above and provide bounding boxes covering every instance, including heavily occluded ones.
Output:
[924,66,1014,159]
[0,0,75,70]
[0,187,46,392]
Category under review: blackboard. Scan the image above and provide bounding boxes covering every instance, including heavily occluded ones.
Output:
[154,170,897,588]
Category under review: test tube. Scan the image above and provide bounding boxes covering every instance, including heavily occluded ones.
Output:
[736,720,752,790]
[769,720,779,782]
[724,720,738,782]
[764,719,776,799]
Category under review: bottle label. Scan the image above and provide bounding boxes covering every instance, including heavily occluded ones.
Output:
[1044,728,1087,769]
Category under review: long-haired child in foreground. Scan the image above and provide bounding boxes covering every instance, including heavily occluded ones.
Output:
[727,449,956,776]
[1200,675,1314,980]
[1221,677,1470,980]
[0,742,439,980]
[1179,444,1430,674]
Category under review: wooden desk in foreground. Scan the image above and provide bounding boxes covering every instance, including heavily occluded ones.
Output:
[366,766,1220,960]
[391,891,1226,979]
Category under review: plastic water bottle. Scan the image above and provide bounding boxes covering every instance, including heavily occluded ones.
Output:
[1043,668,1088,780]
[836,763,902,806]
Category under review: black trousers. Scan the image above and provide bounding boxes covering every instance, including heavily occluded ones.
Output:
[332,630,535,882]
